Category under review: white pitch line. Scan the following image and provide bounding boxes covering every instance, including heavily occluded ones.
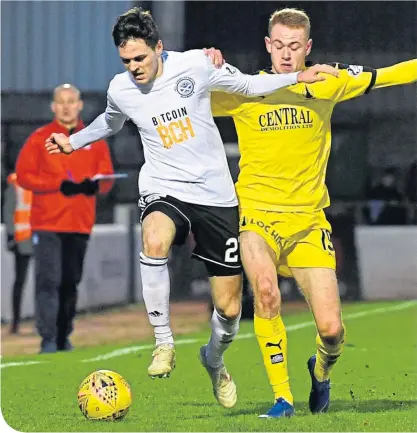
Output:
[81,300,417,362]
[0,361,44,370]
[82,338,199,362]
[1,301,415,368]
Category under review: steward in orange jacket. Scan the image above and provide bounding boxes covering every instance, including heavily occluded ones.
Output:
[16,118,113,234]
[5,173,32,246]
[15,83,114,354]
[3,173,33,334]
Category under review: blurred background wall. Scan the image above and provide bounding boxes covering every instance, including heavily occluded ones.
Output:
[2,1,416,199]
[1,1,416,318]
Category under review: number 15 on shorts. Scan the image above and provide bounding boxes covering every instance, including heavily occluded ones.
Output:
[225,237,239,263]
[321,229,334,252]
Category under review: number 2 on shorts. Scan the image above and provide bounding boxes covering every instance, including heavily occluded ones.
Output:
[225,237,239,263]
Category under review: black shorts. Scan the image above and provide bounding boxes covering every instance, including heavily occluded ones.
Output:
[139,194,242,277]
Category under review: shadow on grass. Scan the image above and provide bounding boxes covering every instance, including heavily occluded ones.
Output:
[180,402,271,419]
[180,399,417,419]
[226,399,417,417]
[329,399,417,413]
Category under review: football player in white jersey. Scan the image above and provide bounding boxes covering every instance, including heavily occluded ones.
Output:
[45,7,337,408]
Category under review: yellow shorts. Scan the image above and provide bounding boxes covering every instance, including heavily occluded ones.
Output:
[239,209,336,276]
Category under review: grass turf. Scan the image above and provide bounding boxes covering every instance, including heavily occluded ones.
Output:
[1,301,416,432]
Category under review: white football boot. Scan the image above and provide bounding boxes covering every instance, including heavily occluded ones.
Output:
[148,344,176,378]
[199,344,237,408]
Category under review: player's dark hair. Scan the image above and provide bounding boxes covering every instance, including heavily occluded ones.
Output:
[112,7,160,49]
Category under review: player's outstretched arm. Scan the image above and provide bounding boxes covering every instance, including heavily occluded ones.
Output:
[208,62,339,97]
[205,50,339,97]
[45,92,127,155]
[45,112,117,155]
[298,64,340,83]
[203,47,340,82]
[374,59,417,89]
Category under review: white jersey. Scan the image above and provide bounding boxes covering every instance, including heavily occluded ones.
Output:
[70,50,298,206]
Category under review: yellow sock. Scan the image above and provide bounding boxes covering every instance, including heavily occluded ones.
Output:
[254,313,293,404]
[314,323,346,382]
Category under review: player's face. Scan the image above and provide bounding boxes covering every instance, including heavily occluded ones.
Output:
[265,24,312,74]
[51,89,83,127]
[119,38,163,84]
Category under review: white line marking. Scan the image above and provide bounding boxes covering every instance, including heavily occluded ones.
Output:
[82,339,199,362]
[82,301,417,362]
[0,361,44,370]
[2,301,415,368]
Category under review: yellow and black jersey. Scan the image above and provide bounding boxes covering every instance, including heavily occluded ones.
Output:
[212,59,416,211]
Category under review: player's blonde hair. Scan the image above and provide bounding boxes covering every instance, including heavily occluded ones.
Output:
[268,8,311,38]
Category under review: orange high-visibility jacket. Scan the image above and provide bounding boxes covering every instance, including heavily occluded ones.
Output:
[16,120,114,234]
[7,173,32,242]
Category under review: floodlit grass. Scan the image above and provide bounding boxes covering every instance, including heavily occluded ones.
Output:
[2,301,416,432]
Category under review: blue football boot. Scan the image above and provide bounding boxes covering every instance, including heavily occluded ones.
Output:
[259,397,295,418]
[307,355,331,413]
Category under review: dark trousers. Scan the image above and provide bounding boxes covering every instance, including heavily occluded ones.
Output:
[34,231,89,347]
[11,252,31,328]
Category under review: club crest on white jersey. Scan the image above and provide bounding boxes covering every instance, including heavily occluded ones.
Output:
[175,77,195,98]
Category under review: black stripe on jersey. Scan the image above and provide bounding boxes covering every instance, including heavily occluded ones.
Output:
[365,69,377,94]
[329,62,377,94]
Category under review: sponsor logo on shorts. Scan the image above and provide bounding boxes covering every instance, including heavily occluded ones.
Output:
[240,217,280,243]
[139,194,164,209]
[270,353,284,364]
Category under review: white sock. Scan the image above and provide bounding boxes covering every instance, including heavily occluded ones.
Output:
[205,308,241,368]
[140,252,174,346]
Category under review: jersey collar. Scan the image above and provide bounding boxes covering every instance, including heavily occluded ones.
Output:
[259,60,314,75]
[52,119,85,135]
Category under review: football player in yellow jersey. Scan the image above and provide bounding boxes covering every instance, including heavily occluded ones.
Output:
[207,8,417,418]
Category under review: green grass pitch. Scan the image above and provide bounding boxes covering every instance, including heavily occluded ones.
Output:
[1,301,416,432]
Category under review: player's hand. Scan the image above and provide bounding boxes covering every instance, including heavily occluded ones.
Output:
[45,133,73,155]
[203,47,225,68]
[297,64,339,83]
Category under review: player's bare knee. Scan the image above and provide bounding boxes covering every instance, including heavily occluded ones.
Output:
[211,274,242,320]
[215,295,241,320]
[142,235,169,258]
[222,301,241,321]
[254,275,280,313]
[319,321,344,345]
